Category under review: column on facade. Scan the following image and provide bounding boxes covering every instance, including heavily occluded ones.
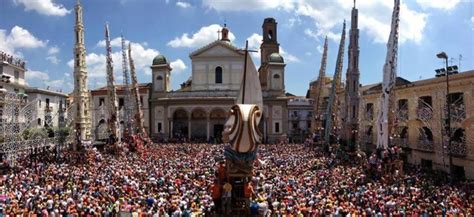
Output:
[168,118,173,138]
[188,117,191,141]
[206,116,210,141]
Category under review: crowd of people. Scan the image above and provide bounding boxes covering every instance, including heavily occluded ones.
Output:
[0,51,26,69]
[0,142,472,216]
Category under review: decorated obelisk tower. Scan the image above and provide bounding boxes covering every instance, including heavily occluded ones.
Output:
[128,43,146,135]
[121,35,133,136]
[73,0,92,141]
[376,0,400,149]
[105,24,120,142]
[343,0,361,146]
[311,37,328,137]
[324,21,346,144]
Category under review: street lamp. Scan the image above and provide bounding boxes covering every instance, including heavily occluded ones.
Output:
[436,51,453,183]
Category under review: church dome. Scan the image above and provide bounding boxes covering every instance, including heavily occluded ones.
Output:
[268,53,284,63]
[152,54,168,65]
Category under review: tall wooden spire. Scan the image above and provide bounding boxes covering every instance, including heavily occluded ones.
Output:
[121,35,133,136]
[376,0,400,149]
[105,23,120,142]
[128,43,145,135]
[324,21,346,144]
[343,0,361,145]
[73,0,92,142]
[312,36,328,134]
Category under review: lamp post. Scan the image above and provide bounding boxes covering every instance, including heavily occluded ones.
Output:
[436,51,453,183]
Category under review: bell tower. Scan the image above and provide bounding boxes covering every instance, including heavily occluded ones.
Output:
[260,18,279,66]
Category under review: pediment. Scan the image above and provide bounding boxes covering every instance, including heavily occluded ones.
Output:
[190,41,243,58]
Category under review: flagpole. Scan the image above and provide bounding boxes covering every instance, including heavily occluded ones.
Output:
[242,40,249,104]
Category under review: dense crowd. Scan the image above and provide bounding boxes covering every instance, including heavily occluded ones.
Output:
[0,143,472,216]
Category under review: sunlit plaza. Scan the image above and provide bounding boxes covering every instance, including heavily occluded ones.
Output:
[0,0,473,216]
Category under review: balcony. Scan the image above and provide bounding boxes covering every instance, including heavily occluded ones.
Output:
[417,106,433,120]
[417,139,434,152]
[449,141,467,157]
[396,109,408,122]
[290,114,300,121]
[449,103,465,123]
[392,138,408,148]
[166,90,237,98]
[364,112,374,121]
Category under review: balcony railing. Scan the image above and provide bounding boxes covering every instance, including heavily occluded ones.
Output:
[365,112,374,121]
[417,106,433,120]
[290,115,300,120]
[166,90,237,98]
[396,109,408,122]
[392,138,408,148]
[449,141,467,157]
[417,139,434,152]
[450,103,465,123]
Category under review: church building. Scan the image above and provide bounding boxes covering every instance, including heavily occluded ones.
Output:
[149,18,288,143]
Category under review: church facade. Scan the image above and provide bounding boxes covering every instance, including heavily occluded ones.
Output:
[149,18,288,143]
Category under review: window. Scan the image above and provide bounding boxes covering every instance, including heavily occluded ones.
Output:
[292,122,298,129]
[39,100,42,107]
[307,121,311,129]
[273,74,280,79]
[0,66,3,73]
[275,122,280,133]
[140,96,143,105]
[119,98,124,109]
[14,70,19,80]
[46,98,50,107]
[157,75,163,80]
[268,30,273,40]
[352,105,356,119]
[99,97,105,106]
[38,118,41,125]
[158,122,162,133]
[215,66,223,84]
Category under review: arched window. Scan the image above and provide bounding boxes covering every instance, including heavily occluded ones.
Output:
[215,66,223,84]
[157,75,163,80]
[273,74,280,79]
[268,30,273,40]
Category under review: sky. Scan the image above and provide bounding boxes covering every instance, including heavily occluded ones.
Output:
[0,0,473,96]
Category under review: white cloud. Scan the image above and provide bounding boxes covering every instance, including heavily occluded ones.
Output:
[471,16,474,24]
[170,59,187,74]
[46,56,60,64]
[26,70,50,81]
[68,38,159,82]
[13,0,71,16]
[203,0,427,44]
[96,37,129,48]
[47,46,59,55]
[280,47,300,63]
[167,24,236,48]
[304,28,318,39]
[0,26,48,57]
[176,1,191,8]
[416,0,460,11]
[202,0,293,11]
[316,45,323,54]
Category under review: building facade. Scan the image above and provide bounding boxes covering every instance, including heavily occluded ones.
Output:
[90,84,150,140]
[26,88,68,128]
[149,19,288,143]
[359,70,474,179]
[287,97,313,143]
[0,51,27,94]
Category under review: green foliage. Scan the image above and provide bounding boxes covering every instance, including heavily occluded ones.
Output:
[55,126,71,145]
[22,127,48,140]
